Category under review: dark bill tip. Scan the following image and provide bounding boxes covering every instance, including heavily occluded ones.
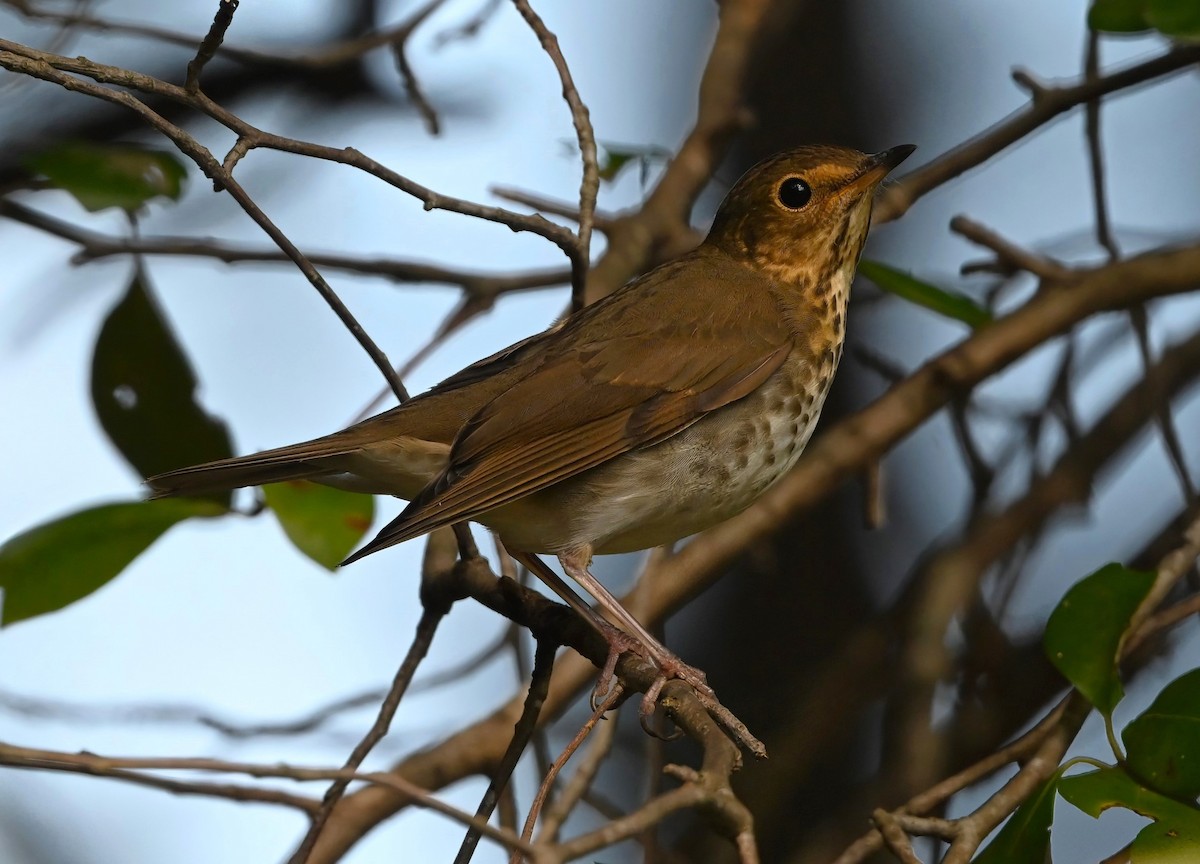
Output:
[872,144,917,172]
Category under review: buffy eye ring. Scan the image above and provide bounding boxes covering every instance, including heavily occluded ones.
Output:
[777,177,812,209]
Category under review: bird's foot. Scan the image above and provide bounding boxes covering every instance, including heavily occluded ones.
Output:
[588,620,642,711]
[586,624,765,758]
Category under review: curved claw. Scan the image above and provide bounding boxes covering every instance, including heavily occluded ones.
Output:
[638,675,684,741]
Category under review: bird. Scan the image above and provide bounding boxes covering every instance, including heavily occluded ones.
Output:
[147,143,914,722]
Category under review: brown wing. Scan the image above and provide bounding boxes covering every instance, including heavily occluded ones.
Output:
[344,250,802,562]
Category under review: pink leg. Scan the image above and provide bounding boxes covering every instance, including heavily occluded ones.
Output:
[557,546,714,702]
[508,549,641,707]
[510,547,765,757]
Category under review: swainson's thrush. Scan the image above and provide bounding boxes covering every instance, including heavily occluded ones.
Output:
[148,144,913,723]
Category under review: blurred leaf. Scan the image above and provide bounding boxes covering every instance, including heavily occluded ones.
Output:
[597,149,637,183]
[972,775,1057,863]
[0,499,223,625]
[587,141,671,185]
[263,482,375,570]
[1088,0,1152,32]
[857,260,992,329]
[91,271,234,506]
[1059,766,1200,863]
[1124,668,1200,799]
[1043,562,1156,715]
[26,142,187,213]
[1147,0,1200,37]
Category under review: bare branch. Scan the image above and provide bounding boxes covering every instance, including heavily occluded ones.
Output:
[510,0,598,312]
[457,637,557,864]
[0,740,531,856]
[185,0,239,91]
[0,199,568,299]
[290,528,462,864]
[876,45,1200,224]
[0,39,581,255]
[388,0,449,135]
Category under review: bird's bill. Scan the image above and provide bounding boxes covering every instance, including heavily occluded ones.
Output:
[845,144,917,193]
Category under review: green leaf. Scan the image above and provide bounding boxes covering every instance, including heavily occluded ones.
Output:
[1043,562,1156,715]
[0,499,223,625]
[590,141,670,184]
[1059,767,1200,863]
[1059,766,1197,821]
[1147,0,1200,38]
[1123,668,1200,799]
[91,271,234,506]
[26,142,187,213]
[1089,0,1152,32]
[597,149,637,183]
[1133,813,1200,863]
[263,482,375,570]
[857,260,992,329]
[972,775,1057,863]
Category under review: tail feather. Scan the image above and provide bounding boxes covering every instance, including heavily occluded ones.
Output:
[146,438,359,498]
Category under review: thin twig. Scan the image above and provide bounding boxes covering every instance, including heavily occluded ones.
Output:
[0,199,568,297]
[0,39,582,256]
[514,686,623,862]
[537,695,620,842]
[1081,36,1197,506]
[0,741,531,855]
[289,529,463,864]
[435,0,504,46]
[0,44,411,400]
[388,0,448,135]
[185,0,239,91]
[877,44,1200,224]
[509,0,598,312]
[456,638,556,864]
[950,215,1073,282]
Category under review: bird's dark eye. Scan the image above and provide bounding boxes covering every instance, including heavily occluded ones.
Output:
[777,177,812,210]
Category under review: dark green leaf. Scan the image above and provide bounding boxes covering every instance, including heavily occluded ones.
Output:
[0,499,223,625]
[263,482,375,570]
[1124,668,1200,799]
[1089,0,1152,32]
[1147,0,1200,37]
[857,260,992,329]
[1059,767,1200,863]
[972,776,1057,863]
[1043,562,1156,715]
[26,142,187,212]
[91,271,234,506]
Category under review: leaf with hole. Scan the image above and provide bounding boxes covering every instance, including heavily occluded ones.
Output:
[263,482,375,570]
[0,499,223,625]
[26,142,187,213]
[91,271,234,506]
[1059,766,1200,863]
[971,775,1058,863]
[1123,668,1200,800]
[857,260,992,329]
[1043,562,1155,715]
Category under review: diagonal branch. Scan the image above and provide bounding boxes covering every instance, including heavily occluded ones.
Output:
[876,44,1200,224]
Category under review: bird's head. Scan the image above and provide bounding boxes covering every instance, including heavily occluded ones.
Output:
[706,144,915,284]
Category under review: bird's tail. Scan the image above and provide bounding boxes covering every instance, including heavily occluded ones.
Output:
[145,437,359,498]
